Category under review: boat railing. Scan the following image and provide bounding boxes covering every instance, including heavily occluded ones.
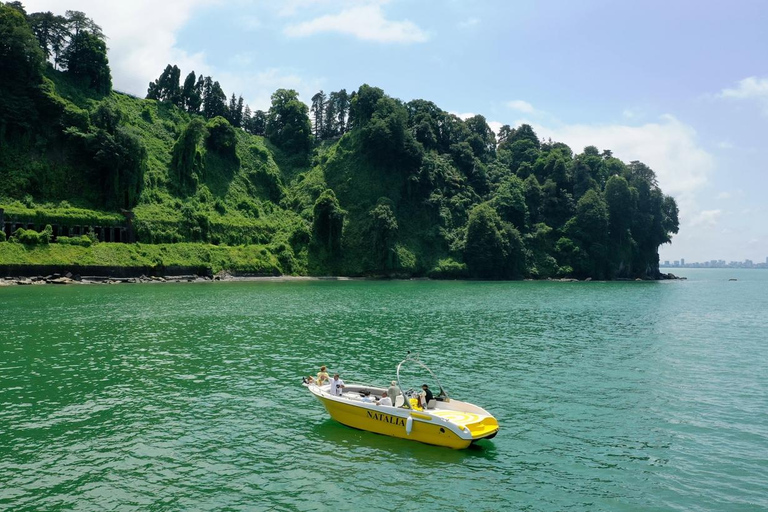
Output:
[395,352,448,410]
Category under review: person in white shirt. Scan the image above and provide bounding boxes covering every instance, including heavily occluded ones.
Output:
[329,374,345,396]
[376,391,392,407]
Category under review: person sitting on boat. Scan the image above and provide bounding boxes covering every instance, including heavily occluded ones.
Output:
[418,384,434,409]
[303,375,315,385]
[387,381,400,406]
[376,391,392,407]
[361,391,375,403]
[316,365,330,385]
[330,374,345,396]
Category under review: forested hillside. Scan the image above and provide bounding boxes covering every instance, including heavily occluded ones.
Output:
[0,2,679,279]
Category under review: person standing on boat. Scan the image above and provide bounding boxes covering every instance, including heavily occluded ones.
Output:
[330,374,345,396]
[316,365,330,385]
[387,381,400,406]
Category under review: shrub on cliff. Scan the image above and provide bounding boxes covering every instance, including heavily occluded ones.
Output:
[12,224,52,245]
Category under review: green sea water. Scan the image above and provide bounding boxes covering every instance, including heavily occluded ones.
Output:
[1,269,767,511]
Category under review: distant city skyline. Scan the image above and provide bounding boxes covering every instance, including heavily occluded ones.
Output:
[22,0,768,262]
[661,257,768,269]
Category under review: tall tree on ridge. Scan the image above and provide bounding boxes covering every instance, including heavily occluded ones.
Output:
[59,29,111,94]
[310,90,325,139]
[28,11,67,64]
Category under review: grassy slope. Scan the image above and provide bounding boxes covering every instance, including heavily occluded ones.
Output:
[0,242,281,274]
[1,71,458,277]
[1,71,313,275]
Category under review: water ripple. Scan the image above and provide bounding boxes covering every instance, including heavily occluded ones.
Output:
[1,272,767,511]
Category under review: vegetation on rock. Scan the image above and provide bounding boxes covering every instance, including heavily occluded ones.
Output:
[0,2,679,279]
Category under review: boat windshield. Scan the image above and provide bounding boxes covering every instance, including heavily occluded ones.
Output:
[395,353,448,409]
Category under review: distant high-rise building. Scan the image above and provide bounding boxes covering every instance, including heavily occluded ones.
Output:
[664,260,670,266]
[681,258,685,266]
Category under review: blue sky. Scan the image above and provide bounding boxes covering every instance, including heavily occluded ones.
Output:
[25,0,768,263]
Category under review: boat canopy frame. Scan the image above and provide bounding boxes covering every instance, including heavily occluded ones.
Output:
[395,352,448,410]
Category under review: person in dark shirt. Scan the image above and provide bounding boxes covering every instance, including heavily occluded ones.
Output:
[419,384,434,409]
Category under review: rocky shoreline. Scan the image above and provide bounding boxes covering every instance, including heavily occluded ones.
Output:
[0,271,686,286]
[0,272,215,286]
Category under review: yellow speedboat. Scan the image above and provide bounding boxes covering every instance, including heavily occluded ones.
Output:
[304,354,499,449]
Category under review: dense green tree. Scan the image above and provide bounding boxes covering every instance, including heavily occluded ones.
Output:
[5,1,25,15]
[464,203,506,278]
[501,123,540,150]
[604,175,634,241]
[464,202,526,279]
[98,127,147,209]
[497,124,513,145]
[266,89,312,157]
[205,116,237,159]
[368,199,398,270]
[522,174,543,224]
[312,189,345,254]
[564,189,610,278]
[242,104,251,131]
[464,114,496,162]
[223,93,244,128]
[28,11,67,63]
[64,121,147,208]
[201,78,227,119]
[170,117,206,193]
[349,84,385,128]
[492,175,528,230]
[64,10,103,40]
[91,98,121,133]
[245,109,266,136]
[323,92,338,138]
[540,178,574,228]
[334,89,350,134]
[525,222,559,278]
[147,64,181,104]
[59,30,111,94]
[0,4,45,134]
[310,90,325,138]
[181,71,201,113]
[498,138,539,176]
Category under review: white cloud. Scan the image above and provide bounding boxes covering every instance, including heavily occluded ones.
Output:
[719,76,768,114]
[522,114,715,233]
[622,107,646,120]
[689,209,722,228]
[284,3,428,43]
[527,115,713,202]
[24,1,327,113]
[487,121,503,135]
[717,189,744,201]
[238,15,262,31]
[720,76,768,99]
[274,0,339,17]
[218,68,325,111]
[24,0,217,97]
[506,100,536,114]
[453,111,475,120]
[458,17,480,29]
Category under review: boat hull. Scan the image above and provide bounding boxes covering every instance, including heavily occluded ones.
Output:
[310,386,498,449]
